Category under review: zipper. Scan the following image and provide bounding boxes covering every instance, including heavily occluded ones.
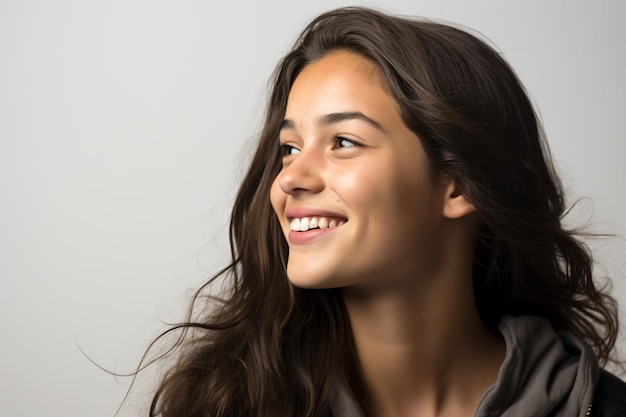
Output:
[585,398,593,417]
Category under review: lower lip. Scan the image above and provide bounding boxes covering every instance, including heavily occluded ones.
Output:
[288,227,339,244]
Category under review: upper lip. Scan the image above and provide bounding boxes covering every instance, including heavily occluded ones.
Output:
[284,206,348,221]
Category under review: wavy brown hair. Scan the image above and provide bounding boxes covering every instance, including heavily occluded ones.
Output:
[145,7,618,417]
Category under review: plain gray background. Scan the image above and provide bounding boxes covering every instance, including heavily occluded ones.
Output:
[1,0,625,416]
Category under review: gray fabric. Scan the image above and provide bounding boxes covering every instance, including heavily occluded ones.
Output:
[332,315,598,417]
[476,315,598,417]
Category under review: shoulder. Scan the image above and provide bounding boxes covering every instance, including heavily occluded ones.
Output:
[592,369,626,417]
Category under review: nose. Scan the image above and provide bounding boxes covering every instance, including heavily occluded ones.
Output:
[277,148,325,195]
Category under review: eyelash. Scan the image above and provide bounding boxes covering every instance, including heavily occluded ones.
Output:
[280,144,300,156]
[333,135,360,149]
[279,135,361,157]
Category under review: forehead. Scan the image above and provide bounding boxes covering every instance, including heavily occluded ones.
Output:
[291,50,383,94]
[285,51,401,125]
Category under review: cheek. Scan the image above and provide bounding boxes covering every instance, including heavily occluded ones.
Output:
[333,165,380,207]
[336,160,422,214]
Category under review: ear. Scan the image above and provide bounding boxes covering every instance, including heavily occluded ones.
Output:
[441,180,476,219]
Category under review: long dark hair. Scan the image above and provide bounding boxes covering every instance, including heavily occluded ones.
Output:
[147,7,618,417]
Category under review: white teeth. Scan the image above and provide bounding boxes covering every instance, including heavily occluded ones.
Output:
[289,216,345,231]
[299,217,310,232]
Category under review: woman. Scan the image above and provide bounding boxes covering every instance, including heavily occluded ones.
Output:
[147,7,625,417]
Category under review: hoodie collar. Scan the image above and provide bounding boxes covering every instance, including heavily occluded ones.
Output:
[332,315,598,417]
[476,315,598,417]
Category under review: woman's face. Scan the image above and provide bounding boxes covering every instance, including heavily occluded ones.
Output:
[270,50,450,290]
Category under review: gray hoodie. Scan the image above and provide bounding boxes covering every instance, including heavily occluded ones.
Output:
[332,315,598,417]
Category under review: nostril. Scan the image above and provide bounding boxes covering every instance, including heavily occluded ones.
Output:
[278,171,324,195]
[276,149,325,194]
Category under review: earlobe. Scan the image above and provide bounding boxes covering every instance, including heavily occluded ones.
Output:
[442,181,476,219]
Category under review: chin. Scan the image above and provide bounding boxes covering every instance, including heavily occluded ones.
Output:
[287,276,332,290]
[286,267,338,290]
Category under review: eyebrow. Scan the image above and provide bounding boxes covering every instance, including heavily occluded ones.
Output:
[280,111,386,133]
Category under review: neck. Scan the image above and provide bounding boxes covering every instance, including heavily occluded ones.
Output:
[342,266,504,417]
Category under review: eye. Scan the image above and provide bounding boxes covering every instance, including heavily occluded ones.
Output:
[280,143,300,156]
[333,135,360,149]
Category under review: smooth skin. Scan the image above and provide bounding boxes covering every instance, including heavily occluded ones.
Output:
[270,50,505,417]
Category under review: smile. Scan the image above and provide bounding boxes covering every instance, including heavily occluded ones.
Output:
[289,216,347,232]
